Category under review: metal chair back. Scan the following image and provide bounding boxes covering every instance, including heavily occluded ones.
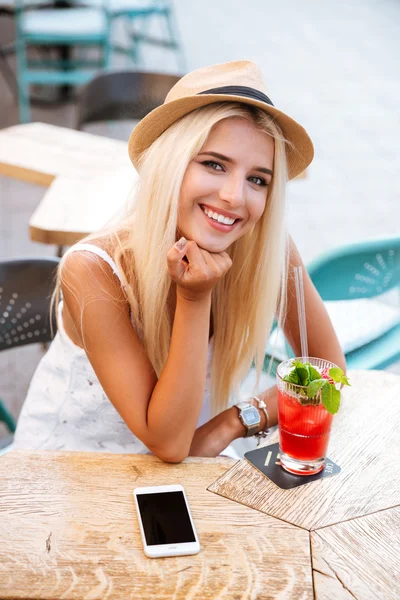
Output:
[307,237,400,301]
[76,69,180,128]
[0,258,60,351]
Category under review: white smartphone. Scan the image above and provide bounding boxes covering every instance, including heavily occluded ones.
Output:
[133,484,201,558]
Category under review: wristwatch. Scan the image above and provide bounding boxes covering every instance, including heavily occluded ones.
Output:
[235,402,261,437]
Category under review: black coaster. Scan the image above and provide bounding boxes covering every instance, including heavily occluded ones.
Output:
[244,443,341,490]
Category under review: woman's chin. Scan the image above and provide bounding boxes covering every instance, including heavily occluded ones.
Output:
[179,225,233,253]
[195,237,230,253]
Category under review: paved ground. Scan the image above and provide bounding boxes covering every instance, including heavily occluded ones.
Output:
[0,0,399,435]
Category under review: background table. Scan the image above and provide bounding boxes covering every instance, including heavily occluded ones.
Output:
[0,122,136,248]
[0,451,313,599]
[0,122,131,186]
[28,170,138,247]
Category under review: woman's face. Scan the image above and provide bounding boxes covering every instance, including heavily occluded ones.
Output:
[178,116,274,253]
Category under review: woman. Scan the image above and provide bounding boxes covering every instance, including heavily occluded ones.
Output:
[13,60,345,461]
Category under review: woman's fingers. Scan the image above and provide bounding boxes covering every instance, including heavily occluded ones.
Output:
[167,238,207,282]
[200,249,232,277]
[167,238,232,299]
[166,237,189,280]
[184,241,208,272]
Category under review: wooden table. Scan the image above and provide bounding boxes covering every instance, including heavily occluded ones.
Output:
[209,370,400,599]
[0,122,131,187]
[0,121,307,249]
[29,170,138,247]
[0,452,313,599]
[0,371,399,599]
[0,122,137,248]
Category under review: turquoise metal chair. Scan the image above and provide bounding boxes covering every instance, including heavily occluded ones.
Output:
[15,0,111,123]
[265,236,400,372]
[106,0,186,71]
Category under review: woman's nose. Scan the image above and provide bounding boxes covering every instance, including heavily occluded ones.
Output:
[218,175,245,207]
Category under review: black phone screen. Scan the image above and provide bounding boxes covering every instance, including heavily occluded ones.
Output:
[136,491,196,546]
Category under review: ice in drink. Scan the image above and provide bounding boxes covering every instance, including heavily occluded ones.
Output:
[278,388,333,462]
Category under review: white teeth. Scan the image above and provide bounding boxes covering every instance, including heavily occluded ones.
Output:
[202,206,236,226]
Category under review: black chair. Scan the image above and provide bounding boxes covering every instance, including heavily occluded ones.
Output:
[0,1,18,101]
[76,69,181,129]
[0,257,60,434]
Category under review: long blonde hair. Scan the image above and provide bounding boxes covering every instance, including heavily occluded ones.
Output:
[54,102,289,416]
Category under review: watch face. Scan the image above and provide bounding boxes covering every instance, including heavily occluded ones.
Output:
[243,406,260,426]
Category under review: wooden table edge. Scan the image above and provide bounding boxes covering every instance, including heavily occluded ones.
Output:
[2,448,238,466]
[0,163,54,187]
[309,502,400,532]
[29,224,89,247]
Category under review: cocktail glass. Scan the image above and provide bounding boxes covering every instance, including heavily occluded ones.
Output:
[276,357,340,475]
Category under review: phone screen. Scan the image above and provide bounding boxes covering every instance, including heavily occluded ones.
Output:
[136,491,196,546]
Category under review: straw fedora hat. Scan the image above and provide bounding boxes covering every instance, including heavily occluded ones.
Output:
[128,60,314,180]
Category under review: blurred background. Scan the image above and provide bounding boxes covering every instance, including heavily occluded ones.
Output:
[0,0,399,443]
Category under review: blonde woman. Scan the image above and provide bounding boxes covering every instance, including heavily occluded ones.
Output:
[13,61,345,461]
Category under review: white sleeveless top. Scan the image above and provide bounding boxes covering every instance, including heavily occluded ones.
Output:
[13,244,240,458]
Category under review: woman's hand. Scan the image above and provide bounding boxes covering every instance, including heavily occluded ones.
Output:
[167,237,232,302]
[189,407,240,458]
[189,387,278,458]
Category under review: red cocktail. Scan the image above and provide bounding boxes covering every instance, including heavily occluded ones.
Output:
[276,357,341,475]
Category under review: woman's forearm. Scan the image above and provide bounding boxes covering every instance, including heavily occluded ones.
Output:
[189,407,240,457]
[189,386,279,458]
[146,291,212,461]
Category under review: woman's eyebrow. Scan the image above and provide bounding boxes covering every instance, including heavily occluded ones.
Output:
[198,151,273,175]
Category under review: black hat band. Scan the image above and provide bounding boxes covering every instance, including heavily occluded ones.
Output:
[198,85,274,107]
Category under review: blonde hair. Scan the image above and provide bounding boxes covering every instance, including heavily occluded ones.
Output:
[54,102,289,416]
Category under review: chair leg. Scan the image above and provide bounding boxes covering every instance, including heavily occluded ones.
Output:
[125,17,140,64]
[0,44,18,100]
[15,38,31,123]
[163,5,187,72]
[19,81,30,123]
[0,399,16,434]
[103,12,112,68]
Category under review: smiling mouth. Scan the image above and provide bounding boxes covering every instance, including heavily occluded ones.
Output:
[199,204,241,228]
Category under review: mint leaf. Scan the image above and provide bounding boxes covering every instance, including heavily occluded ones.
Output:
[292,360,304,368]
[292,360,310,385]
[328,368,351,386]
[297,365,310,386]
[321,383,341,414]
[307,378,325,398]
[283,370,300,384]
[308,364,322,381]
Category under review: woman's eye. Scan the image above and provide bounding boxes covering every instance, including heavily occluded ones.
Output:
[202,160,224,171]
[248,175,267,187]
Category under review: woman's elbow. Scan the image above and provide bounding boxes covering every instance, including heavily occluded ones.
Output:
[160,453,187,464]
[148,443,189,464]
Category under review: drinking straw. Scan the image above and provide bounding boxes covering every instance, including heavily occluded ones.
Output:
[294,266,308,358]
